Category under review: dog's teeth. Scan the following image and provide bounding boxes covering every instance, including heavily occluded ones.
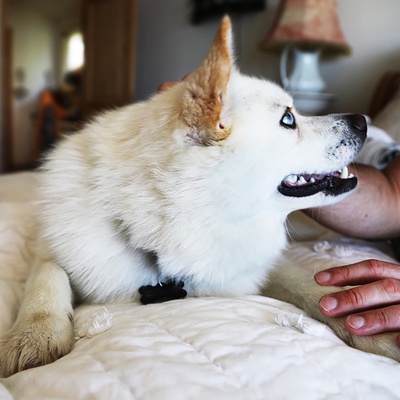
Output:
[298,176,307,185]
[340,166,349,179]
[310,177,316,183]
[348,173,354,178]
[285,174,298,184]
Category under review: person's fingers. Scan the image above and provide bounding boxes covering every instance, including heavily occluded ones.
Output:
[319,278,400,317]
[315,259,400,287]
[343,305,400,335]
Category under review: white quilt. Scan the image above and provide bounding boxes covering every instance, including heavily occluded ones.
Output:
[0,173,399,400]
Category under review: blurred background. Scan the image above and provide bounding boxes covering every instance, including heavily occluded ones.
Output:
[0,0,399,173]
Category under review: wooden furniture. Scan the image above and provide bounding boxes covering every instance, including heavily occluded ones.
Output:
[82,0,137,119]
[1,0,12,173]
[368,71,400,118]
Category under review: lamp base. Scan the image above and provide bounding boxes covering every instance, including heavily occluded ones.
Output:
[281,47,325,93]
[291,91,335,116]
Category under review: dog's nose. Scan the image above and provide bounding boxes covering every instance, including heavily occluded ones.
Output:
[348,114,367,137]
[350,114,367,131]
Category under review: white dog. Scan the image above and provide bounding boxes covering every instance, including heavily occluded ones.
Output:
[2,16,395,376]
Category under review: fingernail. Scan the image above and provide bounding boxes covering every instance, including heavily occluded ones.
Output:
[348,316,365,330]
[320,296,338,312]
[316,271,331,284]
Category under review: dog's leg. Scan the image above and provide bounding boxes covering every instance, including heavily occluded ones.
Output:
[263,258,400,362]
[0,259,74,377]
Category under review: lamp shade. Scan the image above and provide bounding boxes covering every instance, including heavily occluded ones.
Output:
[260,0,351,56]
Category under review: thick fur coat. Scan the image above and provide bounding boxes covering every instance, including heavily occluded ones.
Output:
[2,17,396,377]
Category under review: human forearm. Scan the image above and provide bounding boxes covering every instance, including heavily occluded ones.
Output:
[305,158,400,239]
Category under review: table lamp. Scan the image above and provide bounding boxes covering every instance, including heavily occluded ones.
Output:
[260,0,351,113]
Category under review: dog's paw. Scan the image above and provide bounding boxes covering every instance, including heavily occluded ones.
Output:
[313,312,400,362]
[295,293,400,362]
[351,332,400,362]
[0,311,75,377]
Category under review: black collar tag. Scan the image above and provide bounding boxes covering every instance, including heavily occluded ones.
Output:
[139,279,187,305]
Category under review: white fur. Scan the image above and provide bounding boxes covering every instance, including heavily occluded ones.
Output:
[0,18,374,376]
[38,73,359,301]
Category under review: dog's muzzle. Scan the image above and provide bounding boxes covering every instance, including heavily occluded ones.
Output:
[278,114,367,198]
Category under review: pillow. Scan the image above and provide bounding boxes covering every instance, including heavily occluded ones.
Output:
[0,202,36,337]
[0,172,39,202]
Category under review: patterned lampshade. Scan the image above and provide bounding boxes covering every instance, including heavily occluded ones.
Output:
[260,0,351,57]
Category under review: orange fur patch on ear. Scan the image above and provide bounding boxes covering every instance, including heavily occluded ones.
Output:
[182,16,233,146]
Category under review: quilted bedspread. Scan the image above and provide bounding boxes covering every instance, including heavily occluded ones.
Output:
[0,173,399,400]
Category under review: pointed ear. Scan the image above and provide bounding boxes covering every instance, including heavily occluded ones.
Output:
[182,16,234,146]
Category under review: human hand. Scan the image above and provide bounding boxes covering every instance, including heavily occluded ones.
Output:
[314,259,400,345]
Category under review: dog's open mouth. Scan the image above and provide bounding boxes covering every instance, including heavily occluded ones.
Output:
[278,166,357,197]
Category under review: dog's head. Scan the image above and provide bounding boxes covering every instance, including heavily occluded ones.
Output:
[161,17,366,213]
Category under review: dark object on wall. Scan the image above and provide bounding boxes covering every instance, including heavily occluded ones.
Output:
[13,67,29,100]
[191,0,265,24]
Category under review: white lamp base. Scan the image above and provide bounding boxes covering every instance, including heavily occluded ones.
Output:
[281,47,325,93]
[291,91,335,116]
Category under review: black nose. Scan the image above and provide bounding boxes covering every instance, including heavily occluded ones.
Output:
[348,114,367,139]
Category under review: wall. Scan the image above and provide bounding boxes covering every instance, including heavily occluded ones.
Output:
[3,0,400,170]
[325,0,400,113]
[9,4,56,167]
[135,0,220,102]
[135,0,400,115]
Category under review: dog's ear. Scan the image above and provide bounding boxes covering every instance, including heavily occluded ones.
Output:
[182,16,234,146]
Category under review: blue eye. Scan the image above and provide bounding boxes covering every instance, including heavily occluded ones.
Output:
[280,110,296,129]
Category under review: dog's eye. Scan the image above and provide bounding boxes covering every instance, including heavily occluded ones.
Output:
[280,110,296,129]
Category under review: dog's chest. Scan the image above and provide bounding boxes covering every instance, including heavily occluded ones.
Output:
[153,210,287,296]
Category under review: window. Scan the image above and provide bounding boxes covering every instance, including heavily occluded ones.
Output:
[66,32,84,71]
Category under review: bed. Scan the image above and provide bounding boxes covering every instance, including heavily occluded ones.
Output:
[1,75,400,399]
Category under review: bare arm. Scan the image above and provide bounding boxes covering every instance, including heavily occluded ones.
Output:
[306,157,400,239]
[311,158,400,342]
